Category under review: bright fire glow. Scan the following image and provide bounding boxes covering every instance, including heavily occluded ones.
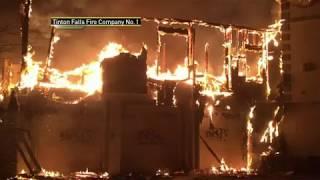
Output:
[246,105,256,173]
[20,46,41,89]
[39,168,63,178]
[260,106,280,143]
[19,42,131,96]
[147,63,189,81]
[210,158,256,175]
[16,20,282,107]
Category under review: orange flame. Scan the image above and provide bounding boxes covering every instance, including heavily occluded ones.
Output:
[19,42,131,96]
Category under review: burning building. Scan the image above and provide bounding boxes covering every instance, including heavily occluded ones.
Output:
[0,0,320,179]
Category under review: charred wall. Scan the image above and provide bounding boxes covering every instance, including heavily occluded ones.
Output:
[18,91,106,173]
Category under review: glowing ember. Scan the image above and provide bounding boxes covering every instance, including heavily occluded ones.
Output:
[262,146,270,156]
[15,169,109,179]
[155,169,170,177]
[19,169,27,174]
[207,104,214,121]
[39,168,63,178]
[210,158,255,175]
[99,172,110,179]
[74,168,98,178]
[73,168,109,179]
[0,94,4,102]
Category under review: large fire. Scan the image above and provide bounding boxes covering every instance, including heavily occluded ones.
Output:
[18,41,229,102]
[14,18,283,106]
[8,18,284,178]
[19,42,129,96]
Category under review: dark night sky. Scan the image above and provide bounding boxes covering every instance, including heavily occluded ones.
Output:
[0,0,279,74]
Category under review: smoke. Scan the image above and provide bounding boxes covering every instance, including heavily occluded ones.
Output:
[0,0,21,60]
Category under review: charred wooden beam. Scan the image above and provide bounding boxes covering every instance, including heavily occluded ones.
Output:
[245,44,263,51]
[143,17,266,32]
[200,135,221,164]
[160,42,167,72]
[20,0,31,73]
[205,43,209,74]
[188,27,196,85]
[43,27,56,81]
[158,26,189,35]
